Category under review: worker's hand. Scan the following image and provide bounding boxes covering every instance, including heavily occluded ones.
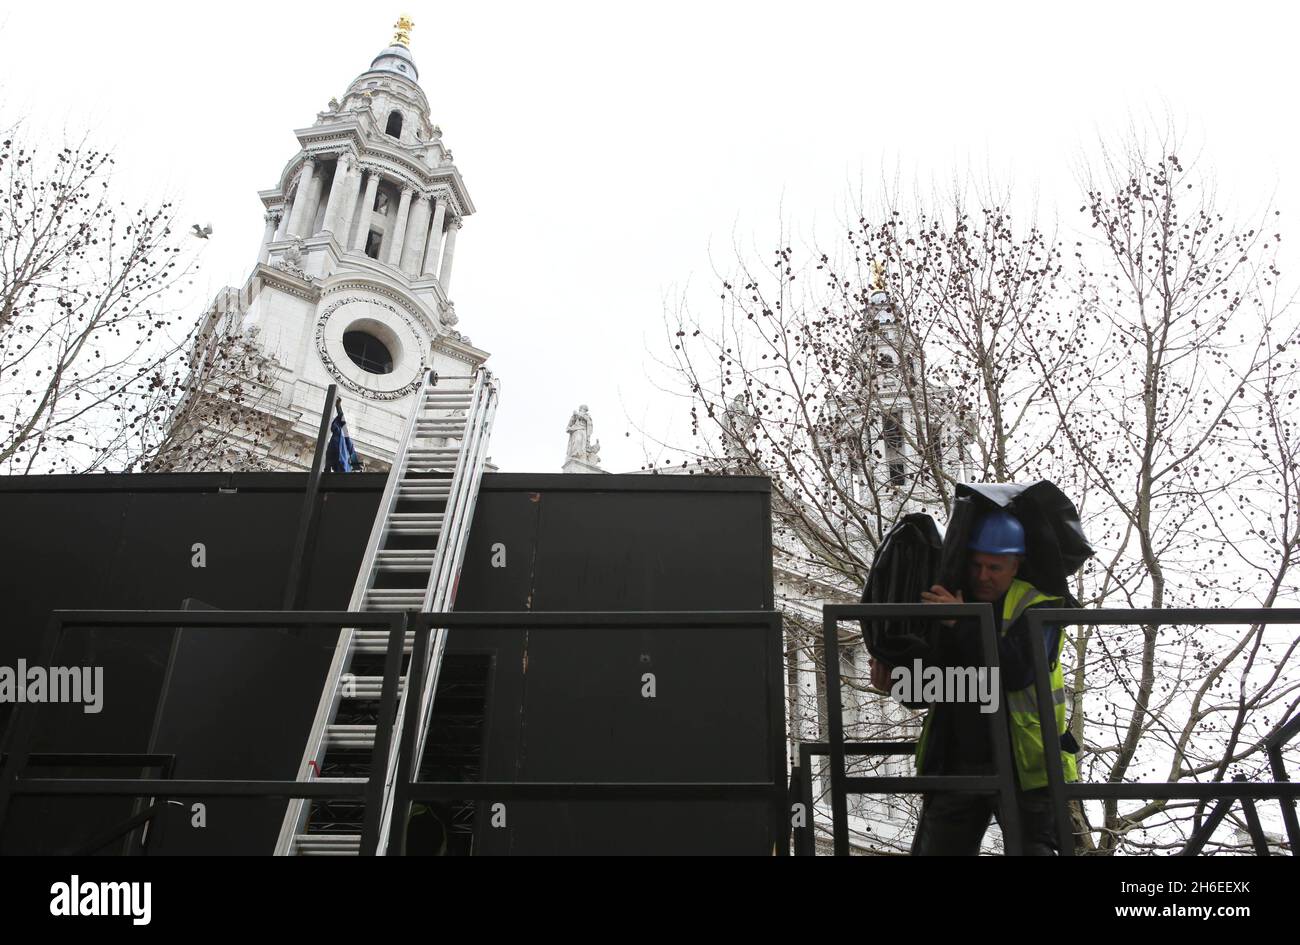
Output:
[869,656,894,693]
[920,584,963,627]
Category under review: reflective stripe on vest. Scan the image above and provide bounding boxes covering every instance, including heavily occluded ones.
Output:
[914,578,1078,790]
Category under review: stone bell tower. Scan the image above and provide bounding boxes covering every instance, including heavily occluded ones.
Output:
[185,16,487,471]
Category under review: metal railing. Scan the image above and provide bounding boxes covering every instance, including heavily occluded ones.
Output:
[0,607,786,855]
[815,603,1300,856]
[0,753,177,855]
[388,610,787,855]
[821,602,1026,855]
[0,610,405,856]
[1024,608,1300,857]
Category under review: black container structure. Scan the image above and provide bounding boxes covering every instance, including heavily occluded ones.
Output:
[0,472,783,855]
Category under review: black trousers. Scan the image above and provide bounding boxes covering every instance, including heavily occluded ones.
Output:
[910,779,1061,856]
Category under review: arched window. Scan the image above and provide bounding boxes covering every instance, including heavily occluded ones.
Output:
[385,110,403,138]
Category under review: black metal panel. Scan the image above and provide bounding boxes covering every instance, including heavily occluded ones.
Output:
[455,480,775,854]
[449,487,542,846]
[0,472,778,855]
[0,477,364,854]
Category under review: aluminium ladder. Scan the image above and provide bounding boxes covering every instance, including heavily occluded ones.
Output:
[275,366,499,855]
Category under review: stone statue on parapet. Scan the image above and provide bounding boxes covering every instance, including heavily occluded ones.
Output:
[563,404,603,473]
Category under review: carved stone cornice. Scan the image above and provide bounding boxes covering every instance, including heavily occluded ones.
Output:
[320,277,435,330]
[256,263,323,303]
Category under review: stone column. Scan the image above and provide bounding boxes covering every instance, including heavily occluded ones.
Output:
[287,157,317,237]
[384,185,414,267]
[438,216,461,293]
[300,159,326,237]
[336,162,363,250]
[258,211,280,264]
[320,154,353,237]
[350,169,381,253]
[272,203,290,241]
[423,198,447,278]
[400,193,432,277]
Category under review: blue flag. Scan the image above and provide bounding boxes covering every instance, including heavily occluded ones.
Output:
[326,411,361,473]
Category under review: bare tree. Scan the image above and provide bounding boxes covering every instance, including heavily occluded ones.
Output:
[659,128,1300,855]
[1029,130,1300,853]
[135,288,291,473]
[0,130,194,472]
[0,127,287,474]
[656,182,1075,852]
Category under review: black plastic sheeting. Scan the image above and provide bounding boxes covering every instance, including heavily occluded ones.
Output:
[954,480,1094,599]
[858,513,943,665]
[859,480,1093,663]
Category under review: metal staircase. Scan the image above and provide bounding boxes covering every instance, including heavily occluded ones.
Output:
[275,366,499,855]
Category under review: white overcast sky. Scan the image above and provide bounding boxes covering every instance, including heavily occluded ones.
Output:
[1,1,1296,473]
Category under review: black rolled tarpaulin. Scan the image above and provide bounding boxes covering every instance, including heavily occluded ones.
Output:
[953,480,1094,598]
[858,512,944,665]
[857,481,1094,664]
[934,495,978,593]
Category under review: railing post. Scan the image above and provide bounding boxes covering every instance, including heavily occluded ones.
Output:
[823,610,850,855]
[359,612,408,856]
[0,613,63,827]
[1027,610,1075,856]
[386,614,432,856]
[282,384,338,610]
[977,604,1024,856]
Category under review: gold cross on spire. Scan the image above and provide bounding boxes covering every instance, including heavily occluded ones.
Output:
[392,14,415,47]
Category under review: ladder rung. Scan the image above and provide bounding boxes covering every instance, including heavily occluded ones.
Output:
[374,550,436,571]
[353,630,414,654]
[385,513,445,536]
[364,589,425,605]
[339,675,406,699]
[327,724,376,749]
[385,525,443,536]
[398,483,450,499]
[295,834,360,856]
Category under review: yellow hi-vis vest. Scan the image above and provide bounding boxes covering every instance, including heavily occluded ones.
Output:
[914,578,1078,791]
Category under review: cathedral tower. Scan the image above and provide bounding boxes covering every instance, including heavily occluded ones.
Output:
[185,16,487,471]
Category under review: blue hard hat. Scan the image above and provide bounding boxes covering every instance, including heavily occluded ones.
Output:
[968,510,1026,555]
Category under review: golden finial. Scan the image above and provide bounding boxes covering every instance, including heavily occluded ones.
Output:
[870,259,887,292]
[392,14,415,47]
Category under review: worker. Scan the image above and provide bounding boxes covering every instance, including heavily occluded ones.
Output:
[911,509,1078,855]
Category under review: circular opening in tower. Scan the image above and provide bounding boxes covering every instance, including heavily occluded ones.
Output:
[343,330,395,375]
